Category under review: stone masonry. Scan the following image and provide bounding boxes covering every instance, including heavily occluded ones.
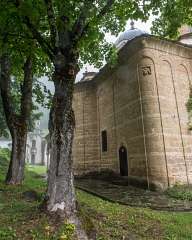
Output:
[72,34,192,190]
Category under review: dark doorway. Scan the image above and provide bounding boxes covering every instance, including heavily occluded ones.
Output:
[119,146,128,176]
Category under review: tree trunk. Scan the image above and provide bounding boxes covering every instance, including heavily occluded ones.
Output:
[6,123,27,184]
[43,52,88,238]
[46,70,76,216]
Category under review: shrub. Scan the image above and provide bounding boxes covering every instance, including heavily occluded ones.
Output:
[166,184,192,201]
[0,148,10,174]
[0,148,10,160]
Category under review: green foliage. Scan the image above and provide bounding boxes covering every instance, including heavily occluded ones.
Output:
[0,0,159,68]
[77,0,155,66]
[0,148,10,180]
[0,227,17,240]
[166,184,192,201]
[24,223,75,240]
[0,145,9,162]
[33,79,53,109]
[0,62,48,135]
[0,0,52,136]
[0,96,43,135]
[187,92,192,114]
[0,148,10,160]
[77,190,192,240]
[151,0,192,39]
[0,0,162,138]
[0,164,192,239]
[186,89,192,130]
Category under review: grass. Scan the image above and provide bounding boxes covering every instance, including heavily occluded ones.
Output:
[27,164,48,175]
[0,149,192,239]
[77,191,192,240]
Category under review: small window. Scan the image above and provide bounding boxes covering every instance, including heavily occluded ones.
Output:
[101,130,107,152]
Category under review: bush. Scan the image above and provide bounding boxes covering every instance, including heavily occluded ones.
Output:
[0,148,10,160]
[0,227,17,240]
[0,148,10,173]
[166,184,192,201]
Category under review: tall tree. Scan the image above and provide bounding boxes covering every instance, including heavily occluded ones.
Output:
[5,0,159,230]
[0,54,33,184]
[0,54,50,184]
[0,4,49,184]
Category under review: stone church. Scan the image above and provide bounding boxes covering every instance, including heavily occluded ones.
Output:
[72,23,192,190]
[26,121,48,166]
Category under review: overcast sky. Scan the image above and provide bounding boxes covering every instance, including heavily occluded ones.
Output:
[76,17,153,81]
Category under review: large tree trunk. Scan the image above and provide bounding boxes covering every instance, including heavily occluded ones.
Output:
[6,123,27,184]
[45,54,88,239]
[46,67,76,216]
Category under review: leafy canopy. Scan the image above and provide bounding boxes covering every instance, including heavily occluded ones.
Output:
[0,1,52,137]
[1,0,160,68]
[0,0,162,137]
[151,0,192,38]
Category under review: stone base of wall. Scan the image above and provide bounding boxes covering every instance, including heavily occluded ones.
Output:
[128,176,168,191]
[75,170,168,191]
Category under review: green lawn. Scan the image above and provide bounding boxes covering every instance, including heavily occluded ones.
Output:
[0,150,192,239]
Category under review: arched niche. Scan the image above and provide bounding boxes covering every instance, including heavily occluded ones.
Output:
[138,57,156,95]
[177,64,190,89]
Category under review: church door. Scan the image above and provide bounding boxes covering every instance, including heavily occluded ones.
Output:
[119,146,128,176]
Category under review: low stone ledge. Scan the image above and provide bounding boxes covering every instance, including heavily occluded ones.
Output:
[75,178,192,212]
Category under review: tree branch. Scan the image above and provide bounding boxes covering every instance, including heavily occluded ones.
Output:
[0,54,15,129]
[14,0,54,60]
[72,0,115,45]
[23,16,54,60]
[44,0,58,48]
[71,1,94,41]
[0,33,35,40]
[97,0,115,19]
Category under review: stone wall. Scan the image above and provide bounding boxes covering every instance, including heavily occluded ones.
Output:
[72,36,192,189]
[72,81,100,175]
[135,40,192,188]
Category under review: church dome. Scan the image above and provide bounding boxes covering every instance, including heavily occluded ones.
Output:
[115,22,149,49]
[178,25,192,46]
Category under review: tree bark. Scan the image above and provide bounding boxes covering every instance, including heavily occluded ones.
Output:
[46,58,76,216]
[6,123,27,184]
[45,56,88,239]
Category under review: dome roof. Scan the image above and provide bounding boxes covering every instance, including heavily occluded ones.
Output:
[178,25,192,46]
[115,22,149,49]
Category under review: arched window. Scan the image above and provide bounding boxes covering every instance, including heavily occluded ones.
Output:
[101,130,107,152]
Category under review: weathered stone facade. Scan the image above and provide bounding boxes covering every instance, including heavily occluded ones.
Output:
[26,121,48,166]
[72,34,192,190]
